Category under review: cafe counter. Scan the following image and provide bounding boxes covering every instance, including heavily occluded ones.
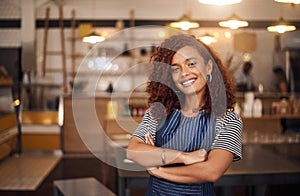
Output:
[62,92,300,152]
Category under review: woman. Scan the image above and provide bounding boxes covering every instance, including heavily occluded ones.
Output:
[127,34,242,195]
[272,66,288,93]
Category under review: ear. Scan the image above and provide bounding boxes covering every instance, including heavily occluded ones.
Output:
[206,60,213,75]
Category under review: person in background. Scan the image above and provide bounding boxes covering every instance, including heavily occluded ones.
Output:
[272,66,288,93]
[127,34,242,195]
[234,61,256,92]
[272,67,289,133]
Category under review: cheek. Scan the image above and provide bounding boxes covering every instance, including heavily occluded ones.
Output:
[171,72,178,81]
[171,73,181,87]
[171,74,178,84]
[195,66,207,78]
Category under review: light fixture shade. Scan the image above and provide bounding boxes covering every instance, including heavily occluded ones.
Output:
[274,0,300,4]
[82,32,105,44]
[78,23,93,38]
[219,14,248,29]
[198,0,242,5]
[169,14,200,31]
[197,34,217,45]
[267,17,296,34]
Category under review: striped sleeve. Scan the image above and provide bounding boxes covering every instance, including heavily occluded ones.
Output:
[211,111,243,161]
[131,109,159,143]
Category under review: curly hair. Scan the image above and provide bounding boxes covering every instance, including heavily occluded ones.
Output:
[146,34,236,120]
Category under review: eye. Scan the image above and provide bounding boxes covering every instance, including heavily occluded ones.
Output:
[187,60,197,67]
[171,67,180,73]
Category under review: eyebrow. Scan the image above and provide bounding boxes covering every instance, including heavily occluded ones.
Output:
[171,57,197,67]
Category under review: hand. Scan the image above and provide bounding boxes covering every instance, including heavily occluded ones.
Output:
[181,149,207,165]
[145,134,155,146]
[147,166,161,178]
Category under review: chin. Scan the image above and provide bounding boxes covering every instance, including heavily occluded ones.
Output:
[181,88,200,95]
[180,85,205,96]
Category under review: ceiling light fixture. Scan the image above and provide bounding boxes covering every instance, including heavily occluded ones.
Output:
[169,0,199,31]
[198,0,243,6]
[197,33,217,45]
[81,0,105,44]
[169,14,200,31]
[82,31,105,44]
[274,0,300,4]
[267,17,296,33]
[219,13,248,29]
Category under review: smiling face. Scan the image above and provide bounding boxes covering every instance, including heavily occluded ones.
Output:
[171,46,212,98]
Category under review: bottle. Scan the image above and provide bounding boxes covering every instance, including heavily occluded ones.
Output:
[258,83,264,93]
[253,98,262,117]
[243,102,253,117]
[107,101,118,119]
[279,99,288,114]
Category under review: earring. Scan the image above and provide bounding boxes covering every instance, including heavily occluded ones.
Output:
[207,74,212,83]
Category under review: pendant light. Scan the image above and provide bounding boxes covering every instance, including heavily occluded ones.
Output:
[169,14,199,31]
[274,0,300,4]
[198,0,243,6]
[267,17,296,34]
[219,13,248,29]
[82,31,105,44]
[82,0,105,44]
[197,33,217,45]
[168,0,199,31]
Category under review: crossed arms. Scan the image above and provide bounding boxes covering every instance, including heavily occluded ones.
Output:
[127,135,234,184]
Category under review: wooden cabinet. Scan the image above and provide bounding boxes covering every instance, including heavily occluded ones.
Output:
[62,92,300,153]
[0,114,18,160]
[242,115,300,133]
[236,92,300,133]
[104,116,142,139]
[21,111,61,150]
[63,96,110,153]
[62,92,147,152]
[0,84,18,160]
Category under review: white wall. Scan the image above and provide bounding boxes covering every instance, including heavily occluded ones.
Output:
[34,0,300,21]
[1,0,300,93]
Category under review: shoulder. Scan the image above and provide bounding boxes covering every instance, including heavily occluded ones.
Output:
[212,111,243,161]
[215,111,243,135]
[216,111,242,126]
[139,108,160,129]
[131,108,159,141]
[143,108,157,122]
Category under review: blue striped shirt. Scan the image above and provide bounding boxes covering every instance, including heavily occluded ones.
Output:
[132,108,242,195]
[132,109,242,160]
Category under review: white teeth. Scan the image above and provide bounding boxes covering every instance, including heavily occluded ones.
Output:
[182,79,195,86]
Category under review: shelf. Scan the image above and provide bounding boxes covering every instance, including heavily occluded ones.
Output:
[236,92,300,99]
[0,77,13,86]
[106,116,143,122]
[107,114,300,121]
[242,114,300,120]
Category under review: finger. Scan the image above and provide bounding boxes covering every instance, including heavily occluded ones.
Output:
[199,149,206,157]
[148,136,155,146]
[147,167,158,171]
[146,134,154,146]
[145,134,150,144]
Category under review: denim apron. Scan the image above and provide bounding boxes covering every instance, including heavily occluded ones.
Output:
[146,109,216,196]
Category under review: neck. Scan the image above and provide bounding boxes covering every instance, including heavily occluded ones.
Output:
[182,94,203,114]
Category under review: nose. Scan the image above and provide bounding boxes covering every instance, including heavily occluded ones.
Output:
[181,65,190,76]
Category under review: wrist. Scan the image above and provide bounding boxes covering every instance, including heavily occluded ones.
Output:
[178,152,187,164]
[161,149,166,165]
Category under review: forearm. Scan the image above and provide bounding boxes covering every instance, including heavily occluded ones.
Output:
[127,137,182,167]
[156,162,214,183]
[149,149,234,183]
[149,167,200,183]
